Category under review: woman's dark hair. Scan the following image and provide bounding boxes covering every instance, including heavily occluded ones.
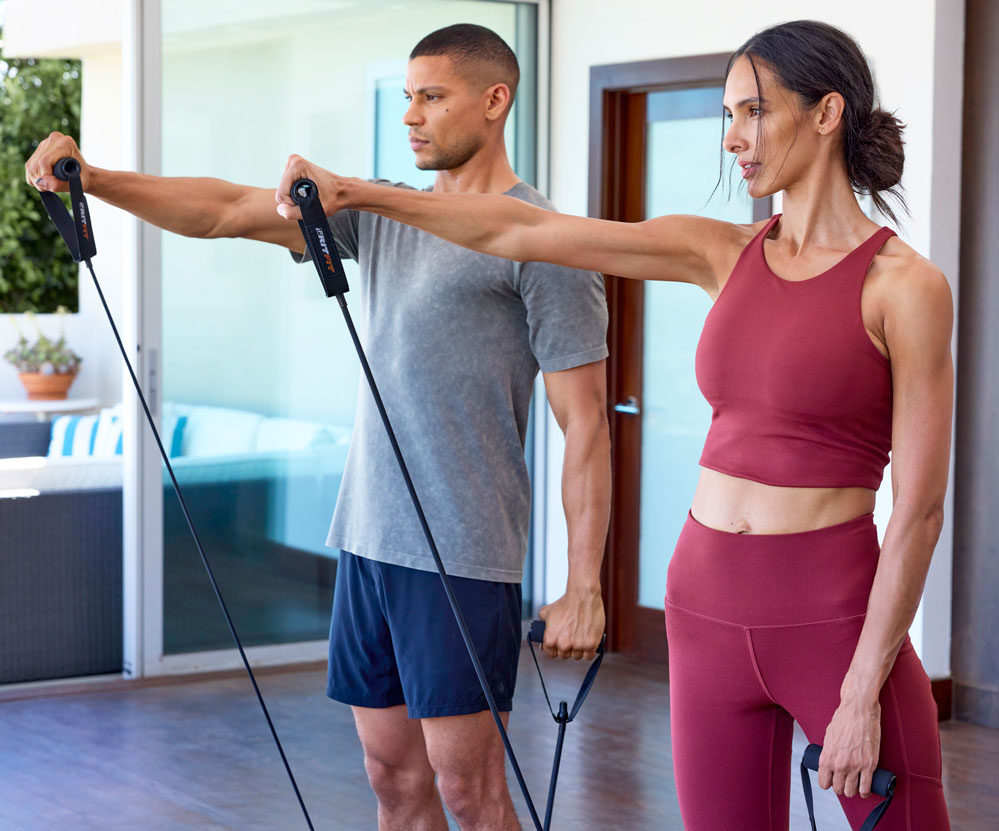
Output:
[726,20,907,224]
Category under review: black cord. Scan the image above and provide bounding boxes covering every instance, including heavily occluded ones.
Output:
[84,258,316,831]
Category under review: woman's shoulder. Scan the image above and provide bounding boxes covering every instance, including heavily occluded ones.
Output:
[869,234,952,324]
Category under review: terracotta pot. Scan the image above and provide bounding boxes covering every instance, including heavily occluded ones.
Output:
[18,371,78,401]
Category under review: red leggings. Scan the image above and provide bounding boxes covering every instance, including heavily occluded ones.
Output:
[664,512,949,831]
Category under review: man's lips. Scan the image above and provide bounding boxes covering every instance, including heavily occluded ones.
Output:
[409,136,430,150]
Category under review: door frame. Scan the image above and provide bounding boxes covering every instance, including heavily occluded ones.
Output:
[588,54,770,660]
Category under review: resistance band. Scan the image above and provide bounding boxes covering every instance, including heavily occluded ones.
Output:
[40,158,317,831]
[291,178,606,831]
[801,743,897,831]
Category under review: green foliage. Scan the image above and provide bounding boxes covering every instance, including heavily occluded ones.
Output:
[4,308,82,373]
[0,24,82,313]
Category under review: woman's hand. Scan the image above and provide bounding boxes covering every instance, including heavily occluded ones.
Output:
[818,696,882,798]
[275,154,356,220]
[26,131,91,192]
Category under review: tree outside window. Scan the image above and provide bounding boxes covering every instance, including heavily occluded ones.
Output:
[0,16,82,314]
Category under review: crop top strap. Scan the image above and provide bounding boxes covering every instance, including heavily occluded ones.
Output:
[857,226,897,269]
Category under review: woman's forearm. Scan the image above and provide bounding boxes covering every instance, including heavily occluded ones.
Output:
[841,503,944,703]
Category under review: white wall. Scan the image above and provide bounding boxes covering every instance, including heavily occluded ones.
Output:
[543,0,963,680]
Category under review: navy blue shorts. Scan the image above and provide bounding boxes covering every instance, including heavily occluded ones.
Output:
[327,551,522,719]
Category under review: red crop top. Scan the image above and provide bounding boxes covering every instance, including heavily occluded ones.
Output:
[695,214,895,490]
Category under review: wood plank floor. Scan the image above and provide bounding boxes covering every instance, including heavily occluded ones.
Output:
[0,649,995,830]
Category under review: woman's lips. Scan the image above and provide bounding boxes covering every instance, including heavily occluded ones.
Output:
[741,163,759,180]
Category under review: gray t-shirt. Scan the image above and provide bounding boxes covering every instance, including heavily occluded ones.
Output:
[294,181,608,582]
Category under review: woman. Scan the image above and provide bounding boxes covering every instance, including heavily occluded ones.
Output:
[277,20,952,831]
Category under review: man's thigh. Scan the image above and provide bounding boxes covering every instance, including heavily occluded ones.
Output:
[421,710,510,781]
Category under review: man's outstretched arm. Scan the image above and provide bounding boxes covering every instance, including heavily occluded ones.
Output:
[26,131,304,252]
[538,360,611,660]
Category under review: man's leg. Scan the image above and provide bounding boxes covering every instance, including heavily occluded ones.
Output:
[422,710,520,831]
[352,704,448,831]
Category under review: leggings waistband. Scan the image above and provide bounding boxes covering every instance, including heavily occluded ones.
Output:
[665,511,880,627]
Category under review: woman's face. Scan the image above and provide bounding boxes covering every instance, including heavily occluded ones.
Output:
[722,55,822,199]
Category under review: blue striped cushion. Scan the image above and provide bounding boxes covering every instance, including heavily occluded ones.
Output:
[48,410,187,458]
[47,415,101,457]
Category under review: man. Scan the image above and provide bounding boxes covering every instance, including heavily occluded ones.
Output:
[28,24,610,831]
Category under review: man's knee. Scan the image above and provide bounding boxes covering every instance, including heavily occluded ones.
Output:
[364,751,436,810]
[436,765,507,825]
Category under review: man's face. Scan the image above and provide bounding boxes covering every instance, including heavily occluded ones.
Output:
[404,55,490,171]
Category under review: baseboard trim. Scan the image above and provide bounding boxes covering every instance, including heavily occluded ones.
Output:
[953,681,999,728]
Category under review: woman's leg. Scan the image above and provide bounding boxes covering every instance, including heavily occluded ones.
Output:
[755,617,950,831]
[666,600,795,831]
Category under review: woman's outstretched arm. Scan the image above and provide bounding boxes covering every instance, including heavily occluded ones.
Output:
[275,154,734,291]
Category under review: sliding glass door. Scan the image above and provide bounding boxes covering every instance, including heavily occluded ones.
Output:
[145,0,542,668]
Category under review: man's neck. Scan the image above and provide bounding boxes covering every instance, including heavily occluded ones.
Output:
[432,140,521,195]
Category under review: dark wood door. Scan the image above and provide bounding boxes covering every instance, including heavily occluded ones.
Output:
[589,56,771,661]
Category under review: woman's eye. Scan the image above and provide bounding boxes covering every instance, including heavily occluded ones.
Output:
[749,108,761,117]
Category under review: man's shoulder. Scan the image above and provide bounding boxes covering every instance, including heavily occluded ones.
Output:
[505,181,558,213]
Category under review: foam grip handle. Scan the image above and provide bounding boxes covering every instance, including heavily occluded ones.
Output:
[802,744,896,799]
[53,157,81,181]
[291,178,317,206]
[529,620,546,644]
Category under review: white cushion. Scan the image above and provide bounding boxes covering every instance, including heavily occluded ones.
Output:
[165,402,263,458]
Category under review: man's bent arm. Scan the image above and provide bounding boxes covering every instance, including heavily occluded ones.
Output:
[538,360,611,660]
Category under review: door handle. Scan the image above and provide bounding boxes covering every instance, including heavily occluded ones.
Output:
[614,396,641,415]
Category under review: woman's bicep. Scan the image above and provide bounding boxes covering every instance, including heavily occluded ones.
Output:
[886,265,954,511]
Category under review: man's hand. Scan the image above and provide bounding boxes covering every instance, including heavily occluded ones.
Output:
[275,154,356,221]
[26,131,91,193]
[538,586,604,661]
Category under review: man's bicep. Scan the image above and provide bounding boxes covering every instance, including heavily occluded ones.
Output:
[543,360,609,432]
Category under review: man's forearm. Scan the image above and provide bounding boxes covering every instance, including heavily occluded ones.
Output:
[89,167,256,239]
[561,414,612,592]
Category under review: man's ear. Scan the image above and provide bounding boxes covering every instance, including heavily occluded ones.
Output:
[484,83,513,122]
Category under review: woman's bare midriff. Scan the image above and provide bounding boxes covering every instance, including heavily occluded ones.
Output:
[690,468,877,535]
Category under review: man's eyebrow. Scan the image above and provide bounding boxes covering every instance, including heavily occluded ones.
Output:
[409,86,449,95]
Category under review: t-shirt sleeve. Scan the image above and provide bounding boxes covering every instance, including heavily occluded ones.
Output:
[288,208,361,264]
[515,260,609,373]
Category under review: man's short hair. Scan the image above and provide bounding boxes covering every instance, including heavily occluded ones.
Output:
[410,24,520,99]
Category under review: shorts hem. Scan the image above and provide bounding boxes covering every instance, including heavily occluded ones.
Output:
[327,687,407,710]
[407,699,514,720]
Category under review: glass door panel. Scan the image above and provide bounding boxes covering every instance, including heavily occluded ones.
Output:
[159,0,537,653]
[637,87,756,608]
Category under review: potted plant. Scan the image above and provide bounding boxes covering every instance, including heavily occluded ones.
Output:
[4,308,82,400]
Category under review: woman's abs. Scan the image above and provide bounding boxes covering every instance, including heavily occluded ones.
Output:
[691,468,876,534]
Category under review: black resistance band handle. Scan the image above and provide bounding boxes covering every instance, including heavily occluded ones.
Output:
[42,157,96,262]
[527,620,607,723]
[290,178,350,297]
[800,743,896,831]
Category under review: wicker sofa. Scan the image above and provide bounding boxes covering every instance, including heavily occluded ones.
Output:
[0,405,348,684]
